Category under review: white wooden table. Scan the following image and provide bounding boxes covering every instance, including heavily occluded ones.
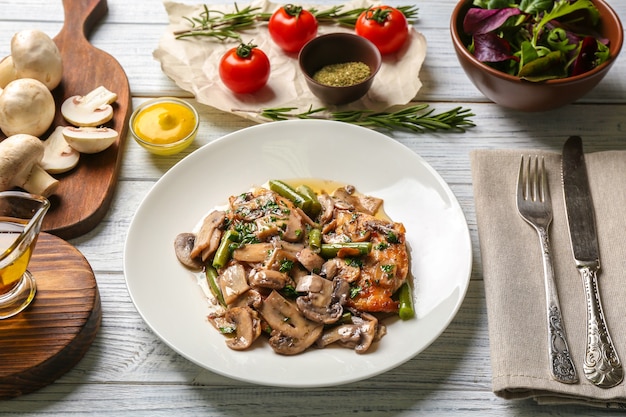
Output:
[1,0,625,415]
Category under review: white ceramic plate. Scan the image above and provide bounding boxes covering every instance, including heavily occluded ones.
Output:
[124,120,472,387]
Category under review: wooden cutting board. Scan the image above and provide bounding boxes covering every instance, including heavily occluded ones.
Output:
[0,0,132,240]
[0,233,101,399]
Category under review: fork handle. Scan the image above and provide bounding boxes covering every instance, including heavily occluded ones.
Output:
[538,228,578,384]
[579,266,624,388]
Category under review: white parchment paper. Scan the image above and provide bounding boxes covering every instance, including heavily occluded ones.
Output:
[154,0,427,123]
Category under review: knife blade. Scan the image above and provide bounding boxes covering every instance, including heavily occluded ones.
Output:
[561,135,624,388]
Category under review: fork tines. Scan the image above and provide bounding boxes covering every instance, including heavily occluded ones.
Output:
[518,155,549,203]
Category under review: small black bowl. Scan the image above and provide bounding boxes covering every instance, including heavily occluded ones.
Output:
[299,33,382,105]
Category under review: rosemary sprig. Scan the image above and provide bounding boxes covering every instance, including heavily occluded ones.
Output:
[309,4,419,27]
[236,105,476,133]
[174,4,262,40]
[174,3,419,40]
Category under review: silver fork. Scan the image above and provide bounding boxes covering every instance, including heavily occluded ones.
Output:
[516,155,578,384]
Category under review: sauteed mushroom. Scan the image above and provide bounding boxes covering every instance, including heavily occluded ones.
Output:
[295,275,350,324]
[174,181,412,355]
[174,233,203,271]
[317,311,384,353]
[259,291,323,355]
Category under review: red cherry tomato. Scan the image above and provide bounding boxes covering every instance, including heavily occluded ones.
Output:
[355,6,409,55]
[219,42,270,94]
[268,4,318,53]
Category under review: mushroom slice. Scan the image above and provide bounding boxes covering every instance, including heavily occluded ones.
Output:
[296,275,350,324]
[173,233,203,271]
[62,126,118,154]
[281,208,305,242]
[249,269,290,289]
[296,247,324,273]
[0,134,59,197]
[331,185,382,215]
[317,192,335,224]
[41,126,80,174]
[259,291,323,355]
[190,210,226,261]
[230,289,263,309]
[218,263,250,305]
[61,86,117,127]
[316,312,381,353]
[320,258,361,283]
[210,306,262,351]
[232,242,273,263]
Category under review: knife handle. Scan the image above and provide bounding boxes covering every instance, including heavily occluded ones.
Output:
[580,266,624,388]
[539,228,578,384]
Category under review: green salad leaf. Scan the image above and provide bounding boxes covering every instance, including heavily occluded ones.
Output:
[464,0,611,81]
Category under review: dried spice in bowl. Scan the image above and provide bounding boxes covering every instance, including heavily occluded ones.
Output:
[313,61,371,87]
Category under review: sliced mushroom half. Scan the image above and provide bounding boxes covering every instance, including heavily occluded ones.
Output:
[210,306,262,351]
[62,126,118,154]
[296,275,350,324]
[61,85,117,127]
[190,210,226,261]
[332,186,382,215]
[232,242,273,263]
[296,247,324,273]
[249,269,290,290]
[259,291,323,355]
[174,232,203,270]
[41,126,80,174]
[218,263,250,305]
[316,311,382,353]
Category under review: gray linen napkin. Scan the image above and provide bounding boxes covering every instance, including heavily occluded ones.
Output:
[471,148,626,407]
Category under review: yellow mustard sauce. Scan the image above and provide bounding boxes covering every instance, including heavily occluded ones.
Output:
[133,101,196,145]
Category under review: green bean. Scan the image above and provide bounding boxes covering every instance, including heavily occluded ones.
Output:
[212,229,239,270]
[205,265,226,307]
[268,180,311,213]
[296,184,322,217]
[397,281,414,320]
[308,228,322,253]
[319,242,372,258]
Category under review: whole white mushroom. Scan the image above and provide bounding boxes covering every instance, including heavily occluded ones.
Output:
[0,134,59,197]
[0,78,56,137]
[0,29,63,90]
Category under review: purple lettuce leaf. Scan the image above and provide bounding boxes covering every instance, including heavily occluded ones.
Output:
[463,7,522,35]
[571,36,598,76]
[473,33,518,63]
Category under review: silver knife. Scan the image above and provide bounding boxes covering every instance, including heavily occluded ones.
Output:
[561,135,623,388]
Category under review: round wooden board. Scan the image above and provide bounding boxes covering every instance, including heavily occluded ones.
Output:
[0,233,101,399]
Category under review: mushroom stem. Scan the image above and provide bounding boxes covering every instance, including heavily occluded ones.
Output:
[21,163,59,197]
[0,134,59,197]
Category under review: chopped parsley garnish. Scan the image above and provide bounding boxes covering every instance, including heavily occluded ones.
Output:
[345,258,363,268]
[386,231,399,244]
[279,259,294,273]
[350,286,362,298]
